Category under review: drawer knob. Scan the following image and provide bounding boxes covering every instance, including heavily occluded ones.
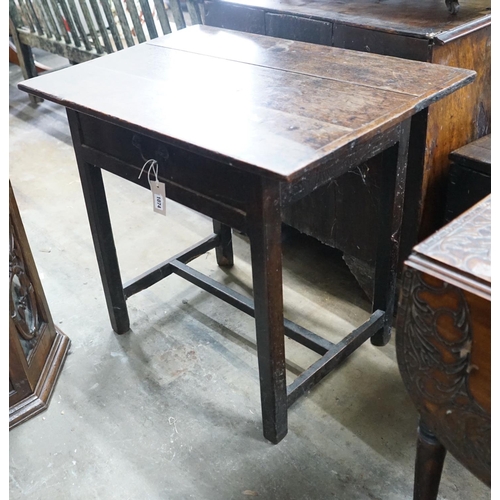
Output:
[132,134,170,162]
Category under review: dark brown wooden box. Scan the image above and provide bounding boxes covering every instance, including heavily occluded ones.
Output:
[205,0,491,298]
[445,134,491,223]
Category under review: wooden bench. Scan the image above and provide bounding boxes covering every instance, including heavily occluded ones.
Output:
[9,0,204,104]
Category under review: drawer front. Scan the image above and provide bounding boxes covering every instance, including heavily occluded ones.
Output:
[333,24,430,61]
[77,113,253,213]
[265,13,333,46]
[205,1,266,34]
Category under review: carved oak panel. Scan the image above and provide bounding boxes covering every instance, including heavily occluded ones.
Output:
[396,270,490,484]
[9,182,70,428]
[396,195,491,487]
[9,211,47,361]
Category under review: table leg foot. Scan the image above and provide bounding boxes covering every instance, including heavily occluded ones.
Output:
[414,419,447,500]
[213,220,233,268]
[370,325,391,347]
[264,424,288,444]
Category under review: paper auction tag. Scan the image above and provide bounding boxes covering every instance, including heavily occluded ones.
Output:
[138,159,166,216]
[151,180,166,216]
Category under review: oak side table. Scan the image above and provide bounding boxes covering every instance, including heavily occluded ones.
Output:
[19,25,474,443]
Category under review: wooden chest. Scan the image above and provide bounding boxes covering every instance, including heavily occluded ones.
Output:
[205,0,491,297]
[445,134,491,223]
[396,194,491,490]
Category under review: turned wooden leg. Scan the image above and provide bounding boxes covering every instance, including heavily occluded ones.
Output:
[213,220,234,267]
[248,178,288,444]
[414,419,447,500]
[371,119,411,346]
[67,110,130,334]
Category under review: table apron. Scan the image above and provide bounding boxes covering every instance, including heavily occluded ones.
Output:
[78,143,249,232]
[73,112,407,237]
[281,123,403,205]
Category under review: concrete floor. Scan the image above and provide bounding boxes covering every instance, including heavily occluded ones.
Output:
[9,51,490,500]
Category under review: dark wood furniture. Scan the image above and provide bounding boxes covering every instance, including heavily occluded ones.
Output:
[9,182,71,429]
[445,134,491,223]
[396,195,491,498]
[19,25,474,443]
[205,0,491,298]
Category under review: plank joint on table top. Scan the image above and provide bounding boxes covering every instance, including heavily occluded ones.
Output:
[18,25,476,183]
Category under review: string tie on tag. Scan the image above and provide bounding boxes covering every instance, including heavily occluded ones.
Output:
[138,159,160,188]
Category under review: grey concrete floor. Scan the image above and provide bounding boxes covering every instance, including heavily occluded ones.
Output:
[9,50,490,500]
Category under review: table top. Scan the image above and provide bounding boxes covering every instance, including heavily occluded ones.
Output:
[410,195,491,294]
[206,0,491,41]
[19,25,475,181]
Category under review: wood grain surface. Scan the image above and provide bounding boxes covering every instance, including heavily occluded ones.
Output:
[18,25,475,182]
[206,0,490,38]
[412,195,491,290]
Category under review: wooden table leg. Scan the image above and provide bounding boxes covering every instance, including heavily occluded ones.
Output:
[248,178,288,444]
[67,110,129,334]
[213,220,234,267]
[77,161,130,334]
[371,119,411,346]
[414,419,447,500]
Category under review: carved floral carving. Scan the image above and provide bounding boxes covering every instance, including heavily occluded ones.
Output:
[9,215,43,358]
[396,269,490,484]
